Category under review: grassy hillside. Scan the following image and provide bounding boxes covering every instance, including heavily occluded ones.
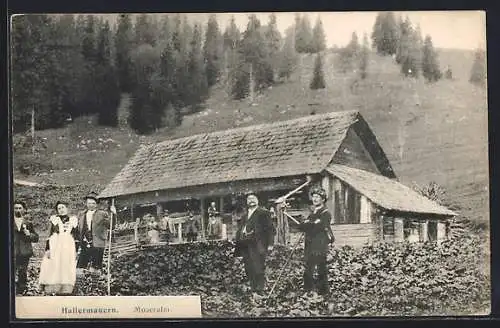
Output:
[13,49,489,225]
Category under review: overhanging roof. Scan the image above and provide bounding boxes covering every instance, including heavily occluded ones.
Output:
[326,164,456,217]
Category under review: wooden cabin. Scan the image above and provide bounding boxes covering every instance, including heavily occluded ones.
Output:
[98,110,456,248]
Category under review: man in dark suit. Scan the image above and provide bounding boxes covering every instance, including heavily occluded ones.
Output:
[298,187,334,295]
[235,193,276,296]
[77,192,116,274]
[13,201,39,295]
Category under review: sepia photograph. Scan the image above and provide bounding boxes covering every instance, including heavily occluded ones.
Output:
[10,11,489,318]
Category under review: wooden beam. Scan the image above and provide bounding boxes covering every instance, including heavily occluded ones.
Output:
[437,221,446,244]
[420,220,428,243]
[112,176,305,205]
[219,196,224,215]
[200,198,206,240]
[394,217,404,242]
[156,203,163,219]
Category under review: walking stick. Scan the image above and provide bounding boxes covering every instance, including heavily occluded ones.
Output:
[107,198,115,296]
[266,232,304,302]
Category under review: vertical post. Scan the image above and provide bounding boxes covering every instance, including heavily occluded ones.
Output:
[178,222,183,243]
[377,214,384,242]
[221,223,227,240]
[156,203,163,220]
[437,221,446,244]
[200,198,206,240]
[219,196,225,240]
[420,220,428,243]
[107,198,115,296]
[31,106,35,155]
[249,63,254,102]
[219,196,224,216]
[394,217,404,242]
[321,175,331,210]
[360,196,370,224]
[284,203,290,245]
[276,202,285,245]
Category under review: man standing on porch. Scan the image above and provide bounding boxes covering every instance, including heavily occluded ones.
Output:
[298,187,334,296]
[235,193,276,297]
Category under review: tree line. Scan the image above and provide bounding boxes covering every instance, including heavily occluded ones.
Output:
[371,12,486,86]
[11,14,328,134]
[12,13,485,135]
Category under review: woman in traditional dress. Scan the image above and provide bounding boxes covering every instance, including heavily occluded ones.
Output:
[39,201,79,295]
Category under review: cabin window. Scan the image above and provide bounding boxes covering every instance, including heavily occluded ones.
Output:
[383,217,395,235]
[404,219,420,242]
[334,181,361,224]
[427,220,438,241]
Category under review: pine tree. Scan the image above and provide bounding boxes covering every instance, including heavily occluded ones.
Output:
[346,32,360,59]
[338,31,360,73]
[264,13,282,82]
[186,24,209,109]
[311,16,326,53]
[359,33,370,79]
[223,16,240,51]
[204,14,223,87]
[469,48,486,87]
[278,26,298,81]
[79,15,100,116]
[158,15,171,48]
[82,15,97,62]
[421,35,441,82]
[129,44,161,134]
[171,14,183,52]
[413,24,424,73]
[159,40,181,126]
[295,14,313,53]
[134,14,156,47]
[12,15,54,130]
[96,21,121,126]
[397,17,420,78]
[232,14,273,99]
[310,53,325,89]
[52,14,88,121]
[223,16,241,92]
[371,12,399,56]
[174,16,194,108]
[115,14,134,92]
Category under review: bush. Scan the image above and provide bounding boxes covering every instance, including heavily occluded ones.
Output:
[23,233,488,316]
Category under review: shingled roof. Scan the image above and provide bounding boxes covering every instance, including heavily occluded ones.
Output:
[326,164,456,216]
[99,110,370,199]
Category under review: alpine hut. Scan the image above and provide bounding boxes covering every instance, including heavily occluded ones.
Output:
[98,110,456,247]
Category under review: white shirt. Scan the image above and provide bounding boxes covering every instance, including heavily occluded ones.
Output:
[86,210,95,230]
[313,206,324,214]
[247,207,257,220]
[15,217,24,231]
[243,207,257,234]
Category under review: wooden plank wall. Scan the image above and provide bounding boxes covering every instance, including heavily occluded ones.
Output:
[332,128,381,175]
[331,223,378,248]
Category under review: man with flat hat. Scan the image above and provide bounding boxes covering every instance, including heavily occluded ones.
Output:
[77,192,116,274]
[235,192,276,296]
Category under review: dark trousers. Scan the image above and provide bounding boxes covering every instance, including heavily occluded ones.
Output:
[242,246,267,292]
[303,253,329,294]
[15,255,30,294]
[77,246,104,269]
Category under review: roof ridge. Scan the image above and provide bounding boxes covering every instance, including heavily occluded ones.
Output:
[151,110,359,148]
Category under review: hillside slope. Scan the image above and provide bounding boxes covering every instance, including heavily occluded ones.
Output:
[13,50,489,224]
